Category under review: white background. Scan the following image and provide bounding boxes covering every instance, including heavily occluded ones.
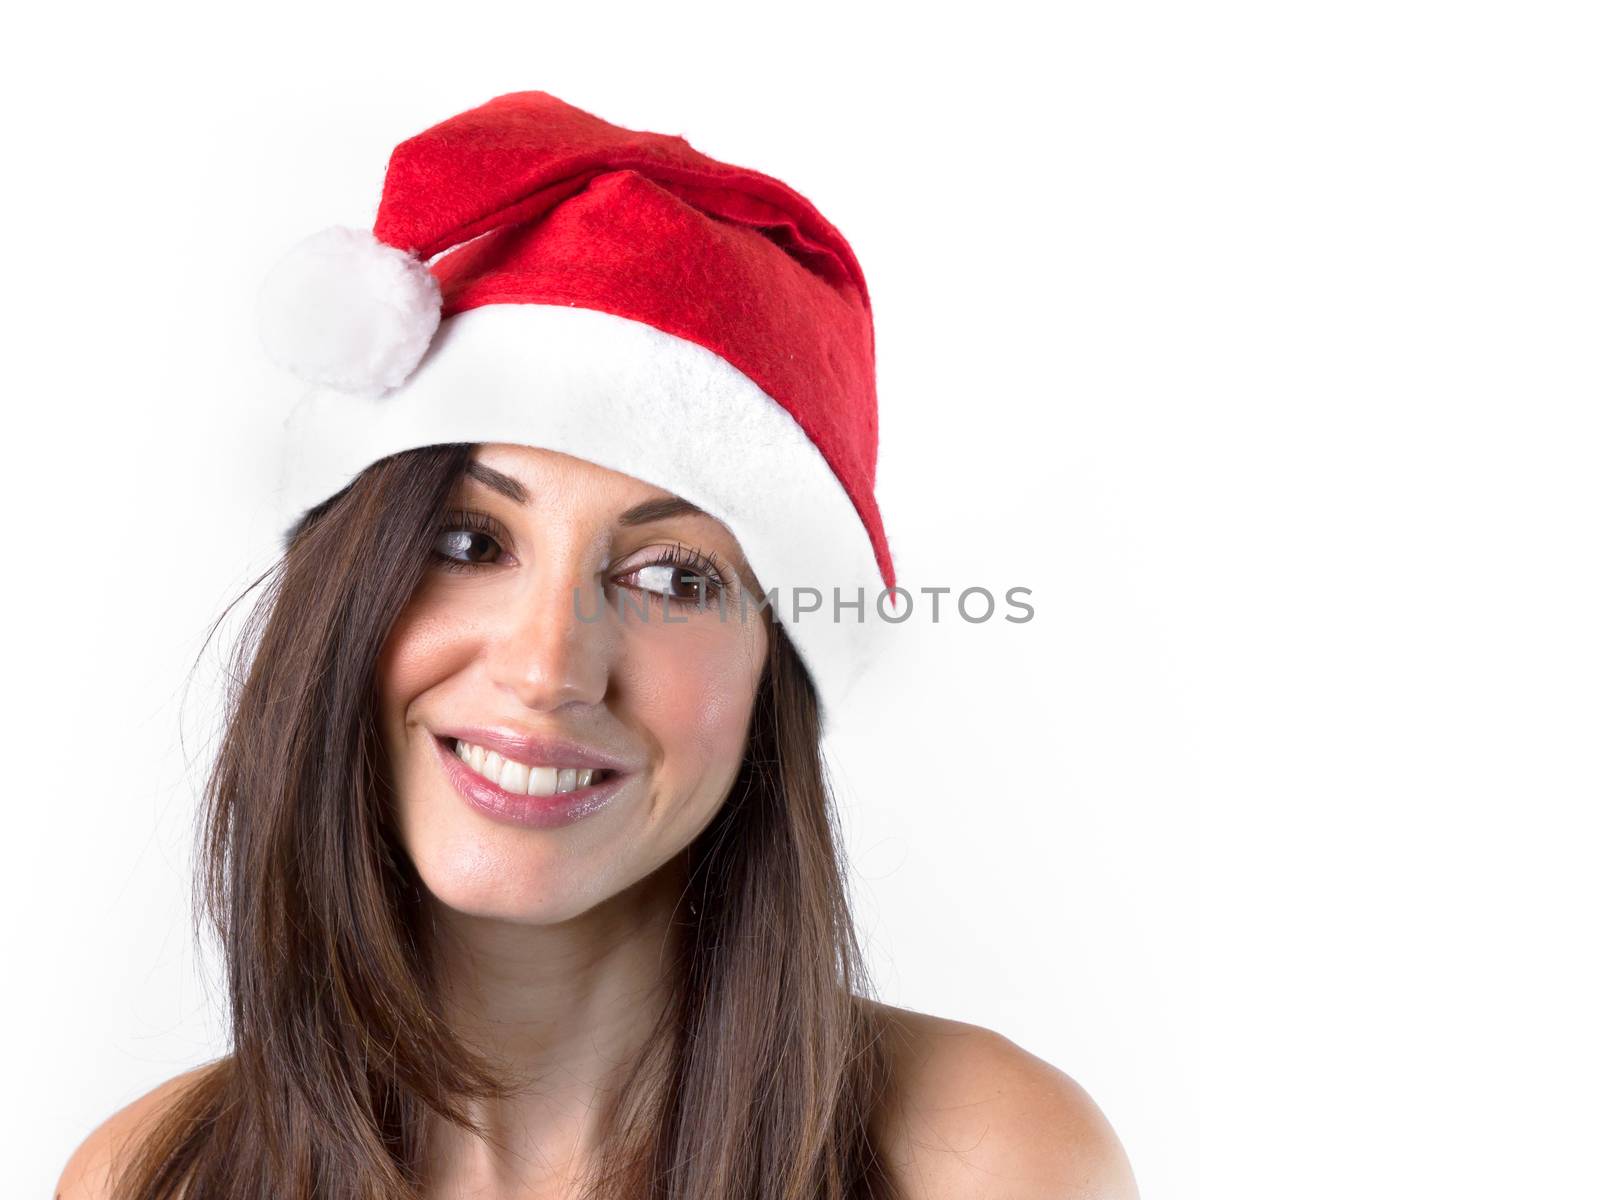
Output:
[7,3,1597,1197]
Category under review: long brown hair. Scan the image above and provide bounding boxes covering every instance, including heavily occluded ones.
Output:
[112,444,904,1200]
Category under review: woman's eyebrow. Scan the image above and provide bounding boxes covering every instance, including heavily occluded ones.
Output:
[464,461,707,525]
[465,460,530,504]
[617,496,708,526]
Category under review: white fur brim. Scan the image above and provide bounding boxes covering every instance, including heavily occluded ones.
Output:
[271,302,892,724]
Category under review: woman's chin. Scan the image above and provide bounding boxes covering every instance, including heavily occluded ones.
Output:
[396,821,592,920]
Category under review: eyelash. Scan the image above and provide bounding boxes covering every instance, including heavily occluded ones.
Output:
[429,509,729,603]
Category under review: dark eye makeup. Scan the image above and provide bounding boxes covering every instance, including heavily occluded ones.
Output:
[429,507,729,607]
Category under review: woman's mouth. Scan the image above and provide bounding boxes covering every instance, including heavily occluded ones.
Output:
[431,733,630,830]
[449,736,617,796]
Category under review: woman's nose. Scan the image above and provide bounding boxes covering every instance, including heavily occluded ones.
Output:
[484,563,613,713]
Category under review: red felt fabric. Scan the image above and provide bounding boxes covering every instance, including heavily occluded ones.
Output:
[371,91,893,591]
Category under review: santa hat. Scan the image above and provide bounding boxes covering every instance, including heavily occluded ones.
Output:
[257,90,895,724]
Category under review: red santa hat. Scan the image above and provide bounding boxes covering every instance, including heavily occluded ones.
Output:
[258,90,895,723]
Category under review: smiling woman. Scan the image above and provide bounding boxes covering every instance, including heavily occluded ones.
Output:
[376,446,772,930]
[56,90,1136,1200]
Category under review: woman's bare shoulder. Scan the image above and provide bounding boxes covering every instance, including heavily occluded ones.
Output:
[864,999,1140,1200]
[55,1062,215,1200]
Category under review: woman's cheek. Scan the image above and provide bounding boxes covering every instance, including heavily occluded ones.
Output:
[375,586,482,756]
[621,613,765,792]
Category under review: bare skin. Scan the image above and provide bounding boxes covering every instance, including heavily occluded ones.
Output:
[869,1002,1140,1200]
[57,447,1138,1199]
[56,1005,1139,1200]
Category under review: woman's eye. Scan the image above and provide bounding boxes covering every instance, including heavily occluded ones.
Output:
[432,528,503,569]
[624,562,721,604]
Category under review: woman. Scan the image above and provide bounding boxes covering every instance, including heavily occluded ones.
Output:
[58,90,1137,1199]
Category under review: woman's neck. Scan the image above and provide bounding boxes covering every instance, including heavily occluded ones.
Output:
[419,859,688,1196]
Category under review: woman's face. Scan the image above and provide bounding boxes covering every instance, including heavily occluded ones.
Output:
[375,444,768,924]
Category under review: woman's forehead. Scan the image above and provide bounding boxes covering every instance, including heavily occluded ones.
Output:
[470,443,677,502]
[463,445,720,528]
[463,445,748,558]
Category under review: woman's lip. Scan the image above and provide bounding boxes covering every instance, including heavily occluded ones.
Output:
[432,734,629,830]
[432,724,636,772]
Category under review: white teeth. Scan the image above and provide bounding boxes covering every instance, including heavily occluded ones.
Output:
[453,740,605,796]
[499,759,530,794]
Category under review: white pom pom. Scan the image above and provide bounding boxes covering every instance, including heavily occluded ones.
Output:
[256,225,442,397]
